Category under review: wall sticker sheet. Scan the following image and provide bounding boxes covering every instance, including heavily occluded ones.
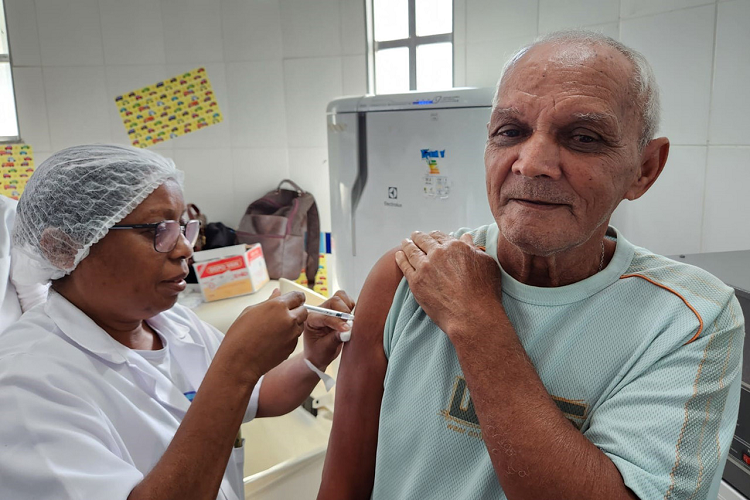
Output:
[1,144,34,200]
[115,67,223,148]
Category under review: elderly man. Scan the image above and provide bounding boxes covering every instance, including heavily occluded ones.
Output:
[318,31,744,500]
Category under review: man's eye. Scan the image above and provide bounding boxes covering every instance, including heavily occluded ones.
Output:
[573,134,597,143]
[493,126,524,139]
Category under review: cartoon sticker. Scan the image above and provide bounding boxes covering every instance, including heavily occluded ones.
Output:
[0,144,35,200]
[114,67,223,148]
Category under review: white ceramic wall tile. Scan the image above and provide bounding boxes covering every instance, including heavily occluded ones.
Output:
[466,0,538,44]
[161,0,225,65]
[221,0,283,62]
[621,5,715,145]
[283,57,342,149]
[33,150,53,166]
[105,65,168,148]
[465,35,536,89]
[287,147,331,232]
[99,0,166,66]
[538,0,620,34]
[173,148,235,225]
[709,0,750,146]
[4,0,41,66]
[231,148,289,227]
[453,43,466,87]
[342,55,366,96]
[610,146,706,255]
[701,147,750,252]
[35,0,105,66]
[454,0,467,45]
[340,0,366,56]
[13,67,51,151]
[280,0,342,58]
[580,22,619,40]
[226,60,287,149]
[165,63,231,149]
[43,66,112,150]
[621,0,714,19]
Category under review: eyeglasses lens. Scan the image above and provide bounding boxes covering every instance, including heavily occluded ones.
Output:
[185,220,200,248]
[154,221,181,253]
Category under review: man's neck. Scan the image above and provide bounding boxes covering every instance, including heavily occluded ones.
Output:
[496,231,614,287]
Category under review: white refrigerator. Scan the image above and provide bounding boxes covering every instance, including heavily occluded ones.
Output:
[327,88,495,298]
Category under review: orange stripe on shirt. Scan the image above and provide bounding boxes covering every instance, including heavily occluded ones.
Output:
[619,273,704,344]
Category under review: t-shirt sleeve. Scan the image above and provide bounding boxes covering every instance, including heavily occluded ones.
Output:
[584,297,744,500]
[0,354,143,500]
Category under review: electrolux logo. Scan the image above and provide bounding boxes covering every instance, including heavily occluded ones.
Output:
[385,186,402,208]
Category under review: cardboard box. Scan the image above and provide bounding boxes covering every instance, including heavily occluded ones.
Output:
[192,244,270,302]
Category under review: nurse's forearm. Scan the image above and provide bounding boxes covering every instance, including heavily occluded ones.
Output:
[256,354,320,417]
[128,347,259,500]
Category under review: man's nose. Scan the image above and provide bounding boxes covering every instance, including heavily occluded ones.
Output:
[511,132,562,179]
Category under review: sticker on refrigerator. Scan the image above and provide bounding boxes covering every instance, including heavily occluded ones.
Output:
[421,148,450,199]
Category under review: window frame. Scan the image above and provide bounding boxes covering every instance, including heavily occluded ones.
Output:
[0,0,20,143]
[366,0,454,94]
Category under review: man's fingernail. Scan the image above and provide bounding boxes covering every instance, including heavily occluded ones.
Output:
[341,323,351,331]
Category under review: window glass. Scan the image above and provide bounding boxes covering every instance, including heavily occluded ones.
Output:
[374,0,409,42]
[415,0,452,37]
[0,1,8,55]
[416,42,452,91]
[376,47,410,94]
[0,62,18,137]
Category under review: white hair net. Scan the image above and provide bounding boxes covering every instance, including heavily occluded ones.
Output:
[11,144,184,286]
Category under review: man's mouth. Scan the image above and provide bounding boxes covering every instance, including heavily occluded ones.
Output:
[511,198,568,210]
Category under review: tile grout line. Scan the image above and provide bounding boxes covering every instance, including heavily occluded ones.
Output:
[697,1,720,253]
[33,0,53,151]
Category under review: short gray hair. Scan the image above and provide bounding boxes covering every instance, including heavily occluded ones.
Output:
[494,30,661,150]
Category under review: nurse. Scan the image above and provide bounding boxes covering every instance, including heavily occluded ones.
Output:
[0,145,353,500]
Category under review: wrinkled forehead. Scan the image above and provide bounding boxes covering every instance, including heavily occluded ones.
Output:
[497,42,637,126]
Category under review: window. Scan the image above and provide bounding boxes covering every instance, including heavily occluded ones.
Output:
[367,0,453,94]
[0,0,19,142]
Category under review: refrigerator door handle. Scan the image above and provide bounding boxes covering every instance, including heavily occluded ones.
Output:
[351,112,368,257]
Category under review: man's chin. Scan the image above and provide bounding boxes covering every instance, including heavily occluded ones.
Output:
[498,223,576,257]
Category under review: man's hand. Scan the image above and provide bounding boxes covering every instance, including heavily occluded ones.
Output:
[303,291,355,370]
[394,230,504,336]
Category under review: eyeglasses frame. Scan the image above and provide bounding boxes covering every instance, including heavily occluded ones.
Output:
[109,219,201,253]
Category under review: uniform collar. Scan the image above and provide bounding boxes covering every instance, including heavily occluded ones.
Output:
[45,291,197,365]
[46,291,210,417]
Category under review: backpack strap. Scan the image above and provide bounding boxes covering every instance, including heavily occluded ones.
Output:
[304,199,320,289]
[277,179,304,194]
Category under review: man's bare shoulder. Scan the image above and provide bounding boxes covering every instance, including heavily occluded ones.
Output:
[349,247,404,346]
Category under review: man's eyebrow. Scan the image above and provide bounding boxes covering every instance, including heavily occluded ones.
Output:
[570,112,620,131]
[491,106,522,120]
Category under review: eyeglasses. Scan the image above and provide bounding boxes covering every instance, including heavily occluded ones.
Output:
[109,220,201,253]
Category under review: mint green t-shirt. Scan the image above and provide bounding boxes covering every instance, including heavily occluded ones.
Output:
[373,224,744,500]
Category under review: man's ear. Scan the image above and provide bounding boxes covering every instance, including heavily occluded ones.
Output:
[624,137,670,201]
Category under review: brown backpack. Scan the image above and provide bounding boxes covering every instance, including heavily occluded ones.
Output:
[237,180,320,287]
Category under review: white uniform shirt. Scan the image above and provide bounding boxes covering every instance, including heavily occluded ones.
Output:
[0,197,22,331]
[0,196,48,333]
[0,290,262,500]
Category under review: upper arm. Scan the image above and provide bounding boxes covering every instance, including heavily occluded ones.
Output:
[318,248,404,500]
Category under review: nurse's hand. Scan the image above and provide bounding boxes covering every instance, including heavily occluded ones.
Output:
[225,290,307,383]
[303,290,355,370]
